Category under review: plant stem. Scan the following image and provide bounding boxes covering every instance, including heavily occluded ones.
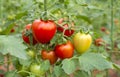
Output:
[6,54,10,71]
[44,0,47,20]
[110,0,114,51]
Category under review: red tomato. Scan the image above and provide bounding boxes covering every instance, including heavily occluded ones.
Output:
[57,18,74,37]
[10,28,15,33]
[94,38,104,46]
[55,41,74,59]
[41,50,58,64]
[100,27,106,32]
[32,20,57,44]
[22,24,37,45]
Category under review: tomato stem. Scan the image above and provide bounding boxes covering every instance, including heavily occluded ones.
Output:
[6,54,10,71]
[110,0,114,50]
[44,0,47,20]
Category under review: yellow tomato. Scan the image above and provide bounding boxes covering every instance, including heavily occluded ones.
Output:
[73,32,92,54]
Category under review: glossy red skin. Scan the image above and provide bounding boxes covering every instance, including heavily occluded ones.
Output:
[41,50,58,64]
[32,20,57,44]
[57,18,74,37]
[22,24,37,45]
[55,41,74,59]
[94,38,104,46]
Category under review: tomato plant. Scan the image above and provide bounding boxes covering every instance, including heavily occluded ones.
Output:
[73,32,92,54]
[22,24,37,45]
[1,0,120,77]
[41,50,58,64]
[55,41,74,59]
[32,20,57,44]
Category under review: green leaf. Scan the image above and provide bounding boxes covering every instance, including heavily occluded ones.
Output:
[40,60,50,72]
[53,66,63,77]
[0,35,27,60]
[76,14,92,24]
[19,58,32,66]
[79,53,112,72]
[74,70,89,77]
[0,53,4,65]
[113,63,120,71]
[62,59,76,74]
[15,11,28,20]
[1,11,28,35]
[5,71,20,77]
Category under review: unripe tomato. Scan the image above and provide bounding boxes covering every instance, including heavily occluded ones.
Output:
[30,63,44,76]
[73,32,92,54]
[32,20,57,44]
[22,24,37,45]
[41,50,58,64]
[55,41,74,59]
[57,18,74,37]
[27,50,35,58]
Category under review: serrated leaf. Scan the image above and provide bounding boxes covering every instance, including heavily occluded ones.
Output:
[19,58,32,66]
[54,66,63,77]
[40,60,50,72]
[5,70,20,77]
[74,70,89,77]
[79,53,112,72]
[0,35,27,60]
[0,53,4,64]
[76,14,92,24]
[62,59,76,74]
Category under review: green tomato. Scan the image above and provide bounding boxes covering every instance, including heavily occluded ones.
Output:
[27,50,35,58]
[73,32,92,54]
[30,63,45,76]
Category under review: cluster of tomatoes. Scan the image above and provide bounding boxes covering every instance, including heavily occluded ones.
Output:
[21,18,92,76]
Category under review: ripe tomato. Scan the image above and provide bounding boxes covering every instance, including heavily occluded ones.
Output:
[27,50,35,58]
[55,41,74,59]
[41,50,58,64]
[100,27,106,32]
[94,38,104,46]
[32,20,57,44]
[10,28,15,33]
[22,24,37,45]
[30,63,44,76]
[73,32,92,54]
[57,18,74,37]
